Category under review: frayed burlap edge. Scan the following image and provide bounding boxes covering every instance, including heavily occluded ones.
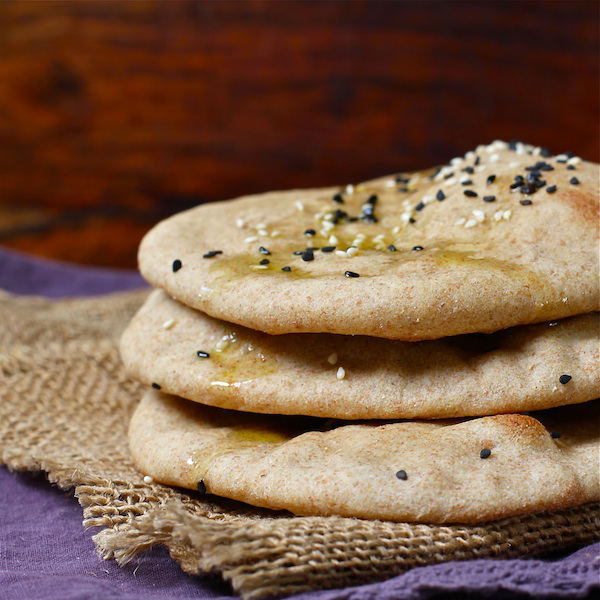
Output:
[1,289,599,600]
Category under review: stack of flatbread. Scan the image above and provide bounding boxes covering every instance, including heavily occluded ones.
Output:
[122,141,599,524]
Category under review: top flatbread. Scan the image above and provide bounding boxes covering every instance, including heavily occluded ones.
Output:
[139,142,599,340]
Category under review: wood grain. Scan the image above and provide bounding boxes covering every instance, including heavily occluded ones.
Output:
[0,0,597,267]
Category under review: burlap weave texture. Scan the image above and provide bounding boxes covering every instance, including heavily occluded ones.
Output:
[0,289,598,599]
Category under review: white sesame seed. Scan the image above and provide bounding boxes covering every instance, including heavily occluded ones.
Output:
[346,246,359,258]
[335,250,347,258]
[385,179,395,188]
[455,217,466,226]
[464,150,475,160]
[323,213,334,222]
[562,297,568,303]
[476,144,487,154]
[250,265,269,270]
[459,175,471,183]
[143,475,154,484]
[336,367,346,380]
[485,144,495,153]
[464,219,477,228]
[295,201,304,211]
[345,184,354,195]
[532,146,541,155]
[327,352,338,365]
[493,210,504,221]
[392,225,401,234]
[472,209,485,223]
[355,232,366,240]
[322,220,334,231]
[162,318,176,330]
[373,234,385,242]
[444,177,457,186]
[489,153,500,163]
[329,235,338,244]
[271,230,280,237]
[352,239,364,248]
[422,194,433,204]
[258,229,268,237]
[450,157,463,166]
[509,161,520,168]
[516,143,526,155]
[475,165,486,172]
[493,140,508,150]
[503,210,512,220]
[555,154,568,162]
[210,381,230,387]
[315,213,323,219]
[400,213,411,223]
[567,156,581,165]
[236,218,245,229]
[245,236,258,243]
[255,222,266,229]
[216,339,230,351]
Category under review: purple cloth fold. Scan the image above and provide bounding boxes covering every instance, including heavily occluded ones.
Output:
[0,245,598,599]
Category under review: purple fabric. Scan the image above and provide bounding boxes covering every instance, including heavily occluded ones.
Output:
[0,245,598,600]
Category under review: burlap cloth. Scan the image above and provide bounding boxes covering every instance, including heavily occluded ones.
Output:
[0,288,598,599]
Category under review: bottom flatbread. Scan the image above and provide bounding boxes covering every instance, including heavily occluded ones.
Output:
[129,391,599,524]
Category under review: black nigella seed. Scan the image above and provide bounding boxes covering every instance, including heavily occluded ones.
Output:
[409,217,416,224]
[546,185,557,194]
[197,480,207,495]
[550,432,561,439]
[464,190,478,198]
[486,175,496,185]
[436,189,446,201]
[332,193,345,204]
[510,182,521,190]
[282,266,292,272]
[567,165,576,170]
[483,195,496,203]
[388,244,397,252]
[260,258,270,265]
[203,250,223,259]
[559,374,572,384]
[461,180,473,186]
[480,448,492,459]
[197,351,210,358]
[412,245,424,251]
[534,180,546,189]
[396,470,408,481]
[474,155,481,165]
[151,382,161,390]
[172,259,182,272]
[520,199,533,206]
[346,216,359,222]
[526,172,540,182]
[259,246,271,255]
[520,183,537,194]
[540,147,552,157]
[396,176,410,184]
[444,172,455,179]
[462,166,475,174]
[569,177,579,185]
[301,248,314,262]
[345,271,360,278]
[304,229,316,236]
[398,186,409,192]
[321,246,336,253]
[415,201,425,212]
[366,194,378,205]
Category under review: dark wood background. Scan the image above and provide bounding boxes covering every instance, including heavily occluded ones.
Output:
[0,0,598,268]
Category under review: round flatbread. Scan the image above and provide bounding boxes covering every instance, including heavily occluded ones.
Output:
[138,142,599,340]
[129,391,600,523]
[120,290,599,419]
